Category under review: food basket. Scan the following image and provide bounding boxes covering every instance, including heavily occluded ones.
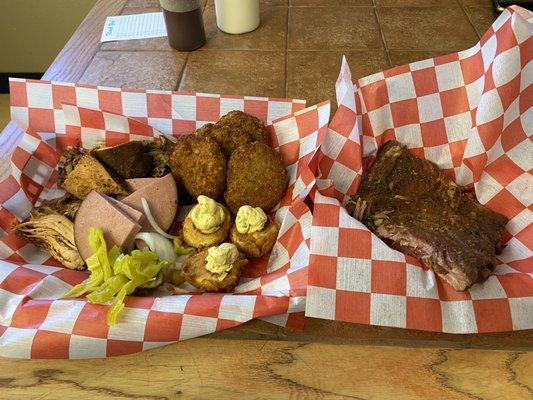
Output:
[305,5,532,333]
[0,80,330,359]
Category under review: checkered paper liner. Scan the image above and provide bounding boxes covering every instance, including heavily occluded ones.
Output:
[306,6,533,333]
[0,78,331,359]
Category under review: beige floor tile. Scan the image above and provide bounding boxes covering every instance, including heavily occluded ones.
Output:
[378,6,479,51]
[0,94,11,129]
[80,51,187,90]
[126,0,288,12]
[202,5,287,50]
[179,50,286,97]
[124,0,164,8]
[290,0,372,5]
[287,50,390,109]
[376,0,459,5]
[388,50,450,67]
[457,0,493,7]
[289,6,383,50]
[205,0,288,6]
[465,6,497,38]
[125,1,208,12]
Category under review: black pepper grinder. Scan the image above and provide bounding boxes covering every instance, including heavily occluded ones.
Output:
[160,0,206,51]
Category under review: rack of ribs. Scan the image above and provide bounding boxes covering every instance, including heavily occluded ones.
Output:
[347,141,508,291]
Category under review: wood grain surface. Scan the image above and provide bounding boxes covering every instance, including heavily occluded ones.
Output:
[1,338,532,400]
[42,0,128,82]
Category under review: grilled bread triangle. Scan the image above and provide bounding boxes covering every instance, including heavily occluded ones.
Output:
[62,154,128,199]
[92,141,153,179]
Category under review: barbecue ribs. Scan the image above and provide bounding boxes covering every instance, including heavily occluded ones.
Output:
[347,141,508,291]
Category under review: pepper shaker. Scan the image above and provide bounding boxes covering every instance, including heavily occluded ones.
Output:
[214,0,260,35]
[160,0,206,51]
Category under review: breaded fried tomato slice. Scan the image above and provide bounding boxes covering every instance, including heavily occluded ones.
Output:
[224,142,288,214]
[216,111,269,145]
[196,122,252,157]
[168,135,226,200]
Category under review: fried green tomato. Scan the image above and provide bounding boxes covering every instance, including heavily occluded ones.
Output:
[224,142,288,214]
[168,135,226,200]
[196,122,251,157]
[217,110,269,145]
[195,123,213,137]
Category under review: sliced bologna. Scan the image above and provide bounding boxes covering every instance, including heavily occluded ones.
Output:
[74,191,143,261]
[121,174,178,232]
[107,197,145,225]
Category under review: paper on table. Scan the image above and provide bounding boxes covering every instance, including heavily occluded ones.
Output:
[100,12,167,42]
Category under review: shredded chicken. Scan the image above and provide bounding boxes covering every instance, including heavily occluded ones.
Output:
[14,209,85,270]
[36,194,81,220]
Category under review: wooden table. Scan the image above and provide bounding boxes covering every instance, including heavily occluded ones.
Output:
[1,1,532,399]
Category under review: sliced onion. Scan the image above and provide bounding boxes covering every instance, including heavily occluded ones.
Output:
[141,197,176,240]
[134,232,176,262]
[424,269,436,291]
[175,254,190,269]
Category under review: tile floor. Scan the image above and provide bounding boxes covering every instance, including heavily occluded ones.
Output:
[1,0,498,129]
[79,0,497,108]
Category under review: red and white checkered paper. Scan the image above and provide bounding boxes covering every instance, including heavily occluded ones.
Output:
[0,78,331,358]
[306,6,532,333]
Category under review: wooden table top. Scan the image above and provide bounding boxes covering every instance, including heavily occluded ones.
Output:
[1,1,532,399]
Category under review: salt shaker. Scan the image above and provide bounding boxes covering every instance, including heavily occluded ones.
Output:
[214,0,260,35]
[160,0,206,51]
